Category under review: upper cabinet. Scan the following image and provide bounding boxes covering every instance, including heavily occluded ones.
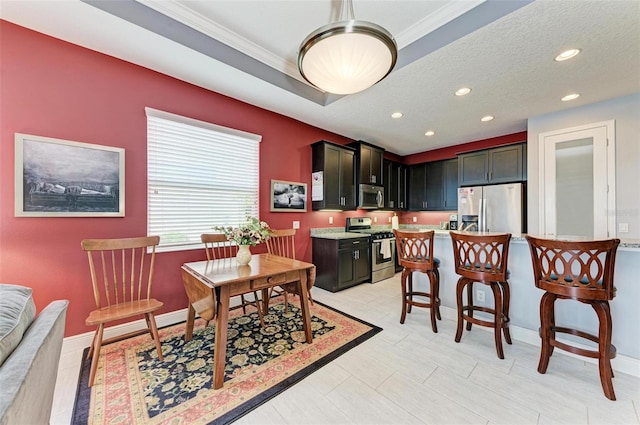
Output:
[408,159,458,211]
[458,143,526,186]
[407,158,458,211]
[348,141,384,185]
[311,141,356,210]
[383,159,407,210]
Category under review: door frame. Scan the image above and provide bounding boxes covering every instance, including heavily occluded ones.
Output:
[538,120,616,238]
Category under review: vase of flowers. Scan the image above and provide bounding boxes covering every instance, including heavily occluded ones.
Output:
[213,216,272,265]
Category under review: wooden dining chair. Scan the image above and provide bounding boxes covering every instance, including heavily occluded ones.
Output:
[81,236,164,387]
[265,229,315,312]
[201,233,264,326]
[526,235,620,400]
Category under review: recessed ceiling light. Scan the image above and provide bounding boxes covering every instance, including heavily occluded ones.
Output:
[561,93,580,101]
[424,130,435,137]
[455,87,471,96]
[481,115,494,122]
[391,112,403,118]
[554,48,581,62]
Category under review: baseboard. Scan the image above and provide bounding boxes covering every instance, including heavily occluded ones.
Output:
[61,305,640,378]
[438,305,639,377]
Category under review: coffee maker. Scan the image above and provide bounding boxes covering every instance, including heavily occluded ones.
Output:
[449,214,459,230]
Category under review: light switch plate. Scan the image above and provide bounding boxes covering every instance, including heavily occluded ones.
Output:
[292,221,300,229]
[619,223,629,233]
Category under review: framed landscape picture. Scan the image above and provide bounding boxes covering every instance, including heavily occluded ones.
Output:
[270,180,307,212]
[15,133,125,217]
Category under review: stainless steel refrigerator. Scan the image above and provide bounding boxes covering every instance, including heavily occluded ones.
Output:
[457,183,525,233]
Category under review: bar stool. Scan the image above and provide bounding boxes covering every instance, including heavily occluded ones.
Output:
[525,236,620,400]
[450,231,512,359]
[393,230,441,332]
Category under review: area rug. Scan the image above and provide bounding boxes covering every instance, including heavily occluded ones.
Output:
[71,298,381,425]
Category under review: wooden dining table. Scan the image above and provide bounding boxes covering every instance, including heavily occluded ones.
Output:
[181,253,316,389]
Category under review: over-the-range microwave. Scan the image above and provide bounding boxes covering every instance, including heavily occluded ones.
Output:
[358,184,384,209]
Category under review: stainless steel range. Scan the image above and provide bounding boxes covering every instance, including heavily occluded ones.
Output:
[346,217,396,283]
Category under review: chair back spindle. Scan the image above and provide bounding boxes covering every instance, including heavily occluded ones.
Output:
[82,236,159,310]
[266,229,296,259]
[202,233,238,261]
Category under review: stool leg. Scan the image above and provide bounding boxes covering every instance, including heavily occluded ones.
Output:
[433,267,442,320]
[593,300,616,400]
[538,292,556,374]
[400,269,409,324]
[501,280,512,345]
[466,281,474,331]
[407,272,414,313]
[455,277,467,343]
[428,269,438,333]
[491,282,505,359]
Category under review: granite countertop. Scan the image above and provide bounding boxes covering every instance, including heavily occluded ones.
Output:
[311,232,371,240]
[310,226,640,249]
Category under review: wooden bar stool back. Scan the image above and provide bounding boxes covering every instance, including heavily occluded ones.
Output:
[450,231,512,358]
[201,233,264,326]
[525,235,620,400]
[81,236,164,386]
[393,230,441,332]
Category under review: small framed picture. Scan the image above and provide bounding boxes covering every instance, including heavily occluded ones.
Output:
[15,133,125,217]
[270,180,307,212]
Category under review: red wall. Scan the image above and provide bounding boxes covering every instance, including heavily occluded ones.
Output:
[403,131,527,164]
[0,20,524,337]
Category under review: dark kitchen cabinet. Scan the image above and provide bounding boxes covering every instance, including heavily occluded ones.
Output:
[408,159,458,211]
[349,141,384,185]
[311,141,356,210]
[408,163,427,210]
[383,159,407,210]
[312,236,371,292]
[458,143,525,186]
[443,158,459,210]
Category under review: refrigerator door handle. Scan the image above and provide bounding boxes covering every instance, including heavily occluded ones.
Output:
[483,198,488,231]
[479,198,486,232]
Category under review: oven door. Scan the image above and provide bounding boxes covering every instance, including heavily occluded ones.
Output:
[371,238,396,271]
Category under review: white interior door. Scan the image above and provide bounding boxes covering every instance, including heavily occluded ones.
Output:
[539,121,615,239]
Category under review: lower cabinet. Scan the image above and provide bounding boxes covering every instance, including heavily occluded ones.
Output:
[312,236,370,292]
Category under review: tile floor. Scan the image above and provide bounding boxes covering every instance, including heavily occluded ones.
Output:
[51,274,640,424]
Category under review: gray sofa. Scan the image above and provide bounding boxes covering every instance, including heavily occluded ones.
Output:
[0,284,68,425]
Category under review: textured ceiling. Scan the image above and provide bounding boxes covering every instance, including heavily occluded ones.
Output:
[1,0,639,155]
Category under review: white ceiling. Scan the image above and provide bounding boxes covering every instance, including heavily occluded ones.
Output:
[2,0,639,156]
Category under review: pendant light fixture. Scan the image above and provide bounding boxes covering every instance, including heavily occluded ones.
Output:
[297,0,397,95]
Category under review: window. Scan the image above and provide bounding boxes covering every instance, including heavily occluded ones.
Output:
[146,108,261,252]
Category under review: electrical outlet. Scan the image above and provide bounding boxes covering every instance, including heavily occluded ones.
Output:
[413,216,417,223]
[374,216,377,223]
[388,217,391,223]
[329,216,333,225]
[619,223,629,233]
[292,220,300,229]
[476,289,485,302]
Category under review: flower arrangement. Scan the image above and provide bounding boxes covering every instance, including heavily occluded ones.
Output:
[213,216,272,247]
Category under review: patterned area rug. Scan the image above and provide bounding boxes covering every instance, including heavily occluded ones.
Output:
[71,299,381,424]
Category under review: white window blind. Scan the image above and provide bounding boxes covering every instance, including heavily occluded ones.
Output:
[146,108,262,252]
